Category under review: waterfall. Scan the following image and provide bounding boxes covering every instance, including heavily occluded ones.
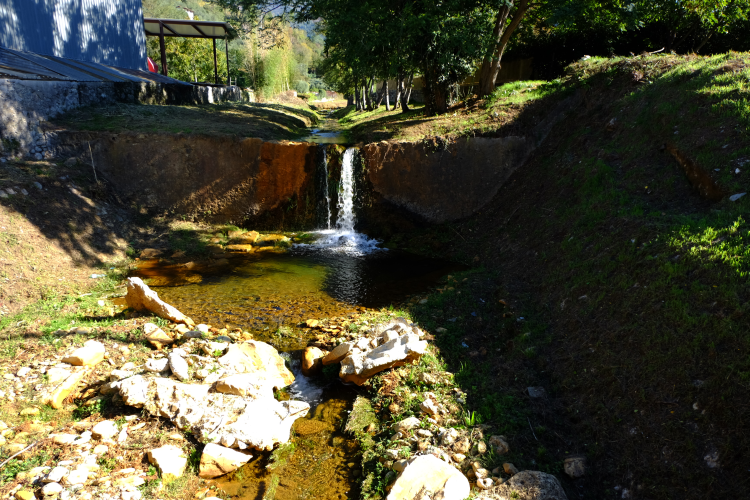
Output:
[297,147,383,256]
[336,148,356,232]
[323,149,332,229]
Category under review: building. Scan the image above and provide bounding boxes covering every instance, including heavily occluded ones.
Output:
[0,0,147,71]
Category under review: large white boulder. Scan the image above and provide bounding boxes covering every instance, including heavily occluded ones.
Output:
[217,341,294,389]
[386,455,470,500]
[199,443,251,479]
[125,277,194,326]
[340,333,427,385]
[475,471,568,500]
[118,375,309,451]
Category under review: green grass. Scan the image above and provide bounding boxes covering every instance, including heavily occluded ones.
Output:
[389,51,750,499]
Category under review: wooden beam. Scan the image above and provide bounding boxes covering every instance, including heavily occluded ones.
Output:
[225,38,230,86]
[159,22,168,77]
[212,39,218,85]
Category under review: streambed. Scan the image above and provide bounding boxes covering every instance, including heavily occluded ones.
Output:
[132,145,460,498]
[134,245,460,499]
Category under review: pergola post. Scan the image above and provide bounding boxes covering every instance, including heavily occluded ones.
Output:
[212,39,218,85]
[159,22,168,76]
[225,37,230,86]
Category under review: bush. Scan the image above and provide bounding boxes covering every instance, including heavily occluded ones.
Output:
[318,89,326,99]
[295,80,310,94]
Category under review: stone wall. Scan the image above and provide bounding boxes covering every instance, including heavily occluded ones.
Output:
[0,79,252,161]
[360,137,534,224]
[55,131,319,229]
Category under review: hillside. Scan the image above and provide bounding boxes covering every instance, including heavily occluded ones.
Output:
[391,52,750,499]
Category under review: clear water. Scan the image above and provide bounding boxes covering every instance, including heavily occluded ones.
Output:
[302,148,383,256]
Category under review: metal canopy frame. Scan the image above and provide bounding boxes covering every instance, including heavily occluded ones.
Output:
[143,18,232,85]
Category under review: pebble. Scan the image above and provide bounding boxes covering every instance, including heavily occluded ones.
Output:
[17,367,31,377]
[92,420,118,440]
[40,483,62,497]
[45,466,70,483]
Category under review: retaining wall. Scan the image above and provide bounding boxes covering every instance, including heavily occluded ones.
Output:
[0,79,252,160]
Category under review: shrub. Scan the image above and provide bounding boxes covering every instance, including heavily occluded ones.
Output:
[295,80,310,94]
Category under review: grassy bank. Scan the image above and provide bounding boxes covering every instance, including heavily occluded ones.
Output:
[386,52,750,499]
[52,102,320,141]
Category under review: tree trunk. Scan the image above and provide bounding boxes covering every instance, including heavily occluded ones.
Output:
[403,72,414,111]
[422,65,449,115]
[383,80,390,111]
[355,81,362,111]
[477,0,530,98]
[365,77,374,111]
[394,74,403,110]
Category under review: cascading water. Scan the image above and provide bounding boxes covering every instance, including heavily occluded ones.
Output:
[336,148,356,233]
[301,147,383,255]
[323,149,332,229]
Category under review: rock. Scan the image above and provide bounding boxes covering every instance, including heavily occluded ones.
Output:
[144,323,173,350]
[125,278,194,326]
[301,346,326,376]
[305,319,319,328]
[110,369,134,381]
[340,334,428,385]
[93,444,108,455]
[503,463,519,476]
[225,244,254,253]
[489,435,510,455]
[393,459,409,472]
[321,342,354,365]
[199,444,252,478]
[475,471,568,500]
[418,372,438,385]
[147,445,187,483]
[62,341,105,366]
[62,468,88,486]
[230,230,259,244]
[563,456,585,478]
[44,368,90,409]
[46,367,72,386]
[52,434,77,445]
[100,381,121,395]
[17,367,31,377]
[145,358,169,373]
[473,441,488,455]
[215,374,274,399]
[254,234,290,247]
[527,387,546,398]
[168,351,190,381]
[729,192,746,202]
[40,483,62,497]
[386,455,470,500]
[64,158,77,167]
[118,376,309,451]
[44,467,68,483]
[139,248,163,259]
[20,407,40,416]
[420,398,440,417]
[478,478,494,490]
[393,417,421,433]
[217,341,294,389]
[15,490,36,500]
[441,428,459,446]
[91,420,118,440]
[452,437,470,455]
[6,443,27,454]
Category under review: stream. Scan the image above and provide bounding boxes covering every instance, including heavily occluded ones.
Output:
[136,134,458,499]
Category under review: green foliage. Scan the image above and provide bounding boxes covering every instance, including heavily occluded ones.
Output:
[1,451,50,485]
[295,80,310,94]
